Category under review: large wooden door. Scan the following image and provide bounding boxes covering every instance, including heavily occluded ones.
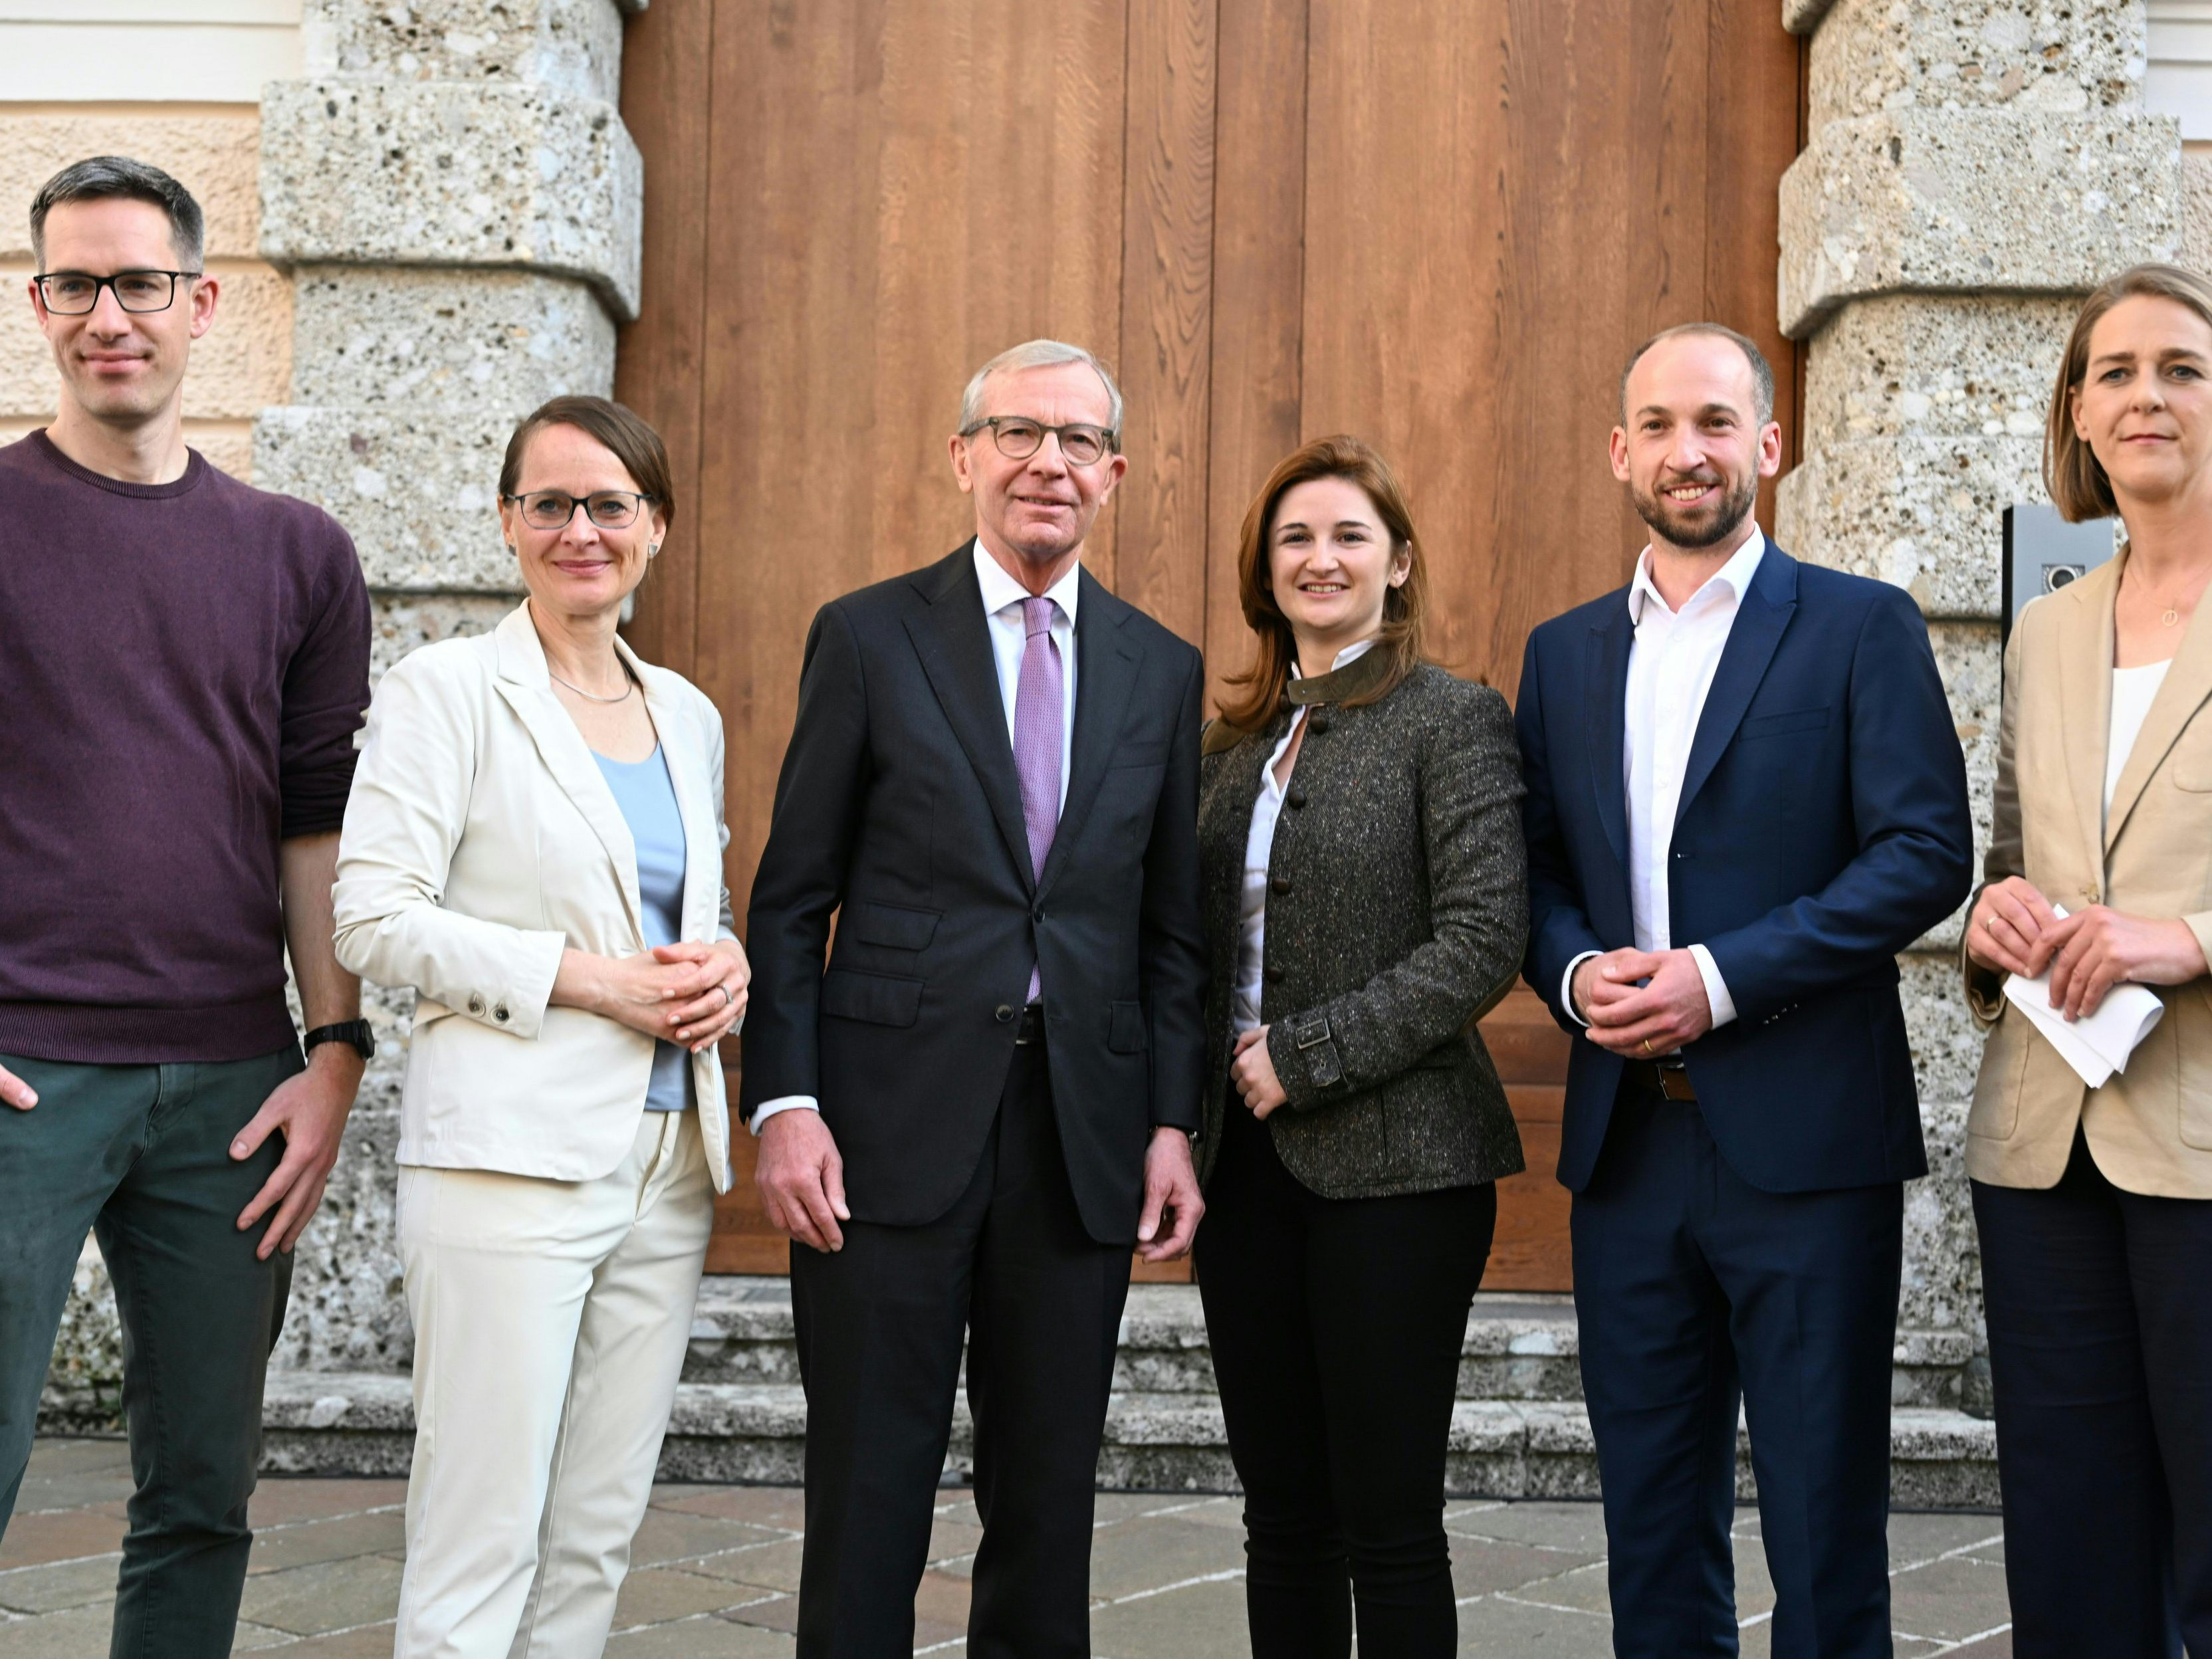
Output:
[616,0,1803,1283]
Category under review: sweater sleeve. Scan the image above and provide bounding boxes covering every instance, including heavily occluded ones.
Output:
[278,516,372,839]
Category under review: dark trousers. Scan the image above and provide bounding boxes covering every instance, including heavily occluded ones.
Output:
[1973,1130,2212,1658]
[788,1031,1131,1659]
[0,1046,300,1659]
[1195,1096,1496,1659]
[1573,1088,1901,1659]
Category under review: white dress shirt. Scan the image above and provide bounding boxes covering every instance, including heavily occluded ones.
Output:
[1561,522,1765,1034]
[1233,640,1375,1036]
[751,543,1085,1134]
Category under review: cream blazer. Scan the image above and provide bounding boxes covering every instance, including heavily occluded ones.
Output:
[1965,551,2212,1196]
[334,603,737,1191]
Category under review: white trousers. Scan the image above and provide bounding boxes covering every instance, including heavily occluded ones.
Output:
[393,1109,713,1659]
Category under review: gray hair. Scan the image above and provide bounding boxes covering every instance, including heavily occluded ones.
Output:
[31,156,205,271]
[1618,322,1775,427]
[958,339,1123,435]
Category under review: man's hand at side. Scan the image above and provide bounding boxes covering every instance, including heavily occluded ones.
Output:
[1136,1125,1202,1264]
[233,1044,365,1259]
[1579,947,1714,1055]
[0,1061,35,1110]
[756,1108,850,1254]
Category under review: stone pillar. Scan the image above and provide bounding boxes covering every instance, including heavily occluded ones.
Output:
[1775,0,2180,1407]
[252,0,645,1376]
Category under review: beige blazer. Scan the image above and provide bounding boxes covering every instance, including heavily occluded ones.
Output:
[1965,551,2212,1196]
[334,603,737,1191]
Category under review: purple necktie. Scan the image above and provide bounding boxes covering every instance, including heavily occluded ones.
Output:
[1014,595,1063,1000]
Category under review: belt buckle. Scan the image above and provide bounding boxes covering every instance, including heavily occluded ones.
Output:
[1656,1060,1694,1102]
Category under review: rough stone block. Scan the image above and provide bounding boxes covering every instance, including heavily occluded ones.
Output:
[1801,293,2078,449]
[370,590,514,679]
[1779,109,2179,336]
[0,264,292,423]
[39,1238,121,1434]
[1902,950,1986,1107]
[289,265,613,419]
[0,112,265,262]
[1784,0,1836,39]
[1775,430,2046,617]
[2186,147,2212,274]
[1900,1097,1987,1351]
[1919,619,2002,953]
[305,0,627,104]
[254,405,524,592]
[260,79,642,320]
[1806,0,2146,132]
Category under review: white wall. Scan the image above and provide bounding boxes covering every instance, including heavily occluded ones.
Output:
[0,1,302,104]
[2151,0,2212,142]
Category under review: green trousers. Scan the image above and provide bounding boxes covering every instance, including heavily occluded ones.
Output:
[0,1046,301,1659]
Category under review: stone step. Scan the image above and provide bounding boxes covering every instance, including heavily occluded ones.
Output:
[684,1278,1979,1409]
[259,1372,1999,1509]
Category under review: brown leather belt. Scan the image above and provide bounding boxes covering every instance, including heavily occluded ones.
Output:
[1623,1059,1698,1102]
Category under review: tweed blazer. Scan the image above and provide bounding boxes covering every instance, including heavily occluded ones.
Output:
[1197,653,1529,1199]
[1963,551,2212,1198]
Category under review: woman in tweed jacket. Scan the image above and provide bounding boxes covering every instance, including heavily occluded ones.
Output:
[1195,435,1527,1658]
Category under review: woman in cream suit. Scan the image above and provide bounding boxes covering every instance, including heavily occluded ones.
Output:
[334,396,748,1658]
[1964,265,2212,1657]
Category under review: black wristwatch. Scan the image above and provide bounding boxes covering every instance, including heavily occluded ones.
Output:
[304,1020,376,1061]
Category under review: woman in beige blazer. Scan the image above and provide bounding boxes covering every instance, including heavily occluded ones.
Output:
[1963,265,2212,1658]
[334,397,748,1658]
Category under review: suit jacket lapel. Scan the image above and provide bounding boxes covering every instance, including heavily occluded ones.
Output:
[903,544,1037,893]
[2052,560,2113,872]
[491,604,644,937]
[1037,572,1141,901]
[1673,547,1798,830]
[1585,600,1634,871]
[2106,555,2212,854]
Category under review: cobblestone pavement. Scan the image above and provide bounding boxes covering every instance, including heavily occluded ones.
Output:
[3,1438,2011,1655]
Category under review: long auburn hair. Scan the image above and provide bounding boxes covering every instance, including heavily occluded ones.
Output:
[1216,435,1430,732]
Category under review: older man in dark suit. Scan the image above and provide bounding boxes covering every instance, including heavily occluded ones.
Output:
[1516,324,1973,1657]
[741,339,1208,1659]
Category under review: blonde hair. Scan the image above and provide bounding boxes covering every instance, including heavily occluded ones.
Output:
[2046,263,2212,521]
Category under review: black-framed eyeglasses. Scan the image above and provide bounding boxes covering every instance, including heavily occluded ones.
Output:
[33,271,200,316]
[502,489,658,530]
[960,417,1119,467]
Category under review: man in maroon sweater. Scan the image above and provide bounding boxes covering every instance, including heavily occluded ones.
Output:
[0,158,372,1656]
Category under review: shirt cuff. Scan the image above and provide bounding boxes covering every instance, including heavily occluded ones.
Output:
[1687,944,1736,1029]
[748,1095,819,1135]
[1561,951,1603,1027]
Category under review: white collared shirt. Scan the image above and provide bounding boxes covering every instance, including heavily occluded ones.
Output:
[752,542,1085,1134]
[1561,521,1765,1034]
[973,541,1079,816]
[1233,639,1376,1036]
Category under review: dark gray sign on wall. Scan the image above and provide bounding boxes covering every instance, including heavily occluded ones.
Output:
[2003,502,2118,646]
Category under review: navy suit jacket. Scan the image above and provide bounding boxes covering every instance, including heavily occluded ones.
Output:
[1515,544,1973,1194]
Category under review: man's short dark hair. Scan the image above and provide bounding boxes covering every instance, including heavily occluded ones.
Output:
[31,156,205,271]
[1618,322,1775,427]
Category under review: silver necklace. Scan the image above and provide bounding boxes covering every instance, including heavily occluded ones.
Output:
[549,667,636,704]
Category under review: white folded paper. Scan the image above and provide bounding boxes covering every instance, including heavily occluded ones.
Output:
[2003,908,2165,1089]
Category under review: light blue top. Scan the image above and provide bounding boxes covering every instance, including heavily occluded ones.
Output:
[592,746,695,1113]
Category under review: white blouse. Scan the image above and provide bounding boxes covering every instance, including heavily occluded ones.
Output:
[1232,639,1377,1035]
[2104,659,2173,824]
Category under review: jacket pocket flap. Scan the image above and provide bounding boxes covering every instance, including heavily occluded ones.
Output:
[1109,1000,1148,1052]
[845,901,940,950]
[1738,705,1832,740]
[821,969,923,1028]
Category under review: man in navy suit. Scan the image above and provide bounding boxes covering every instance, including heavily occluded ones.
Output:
[1515,324,1973,1656]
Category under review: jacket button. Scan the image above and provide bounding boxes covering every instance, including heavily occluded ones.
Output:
[1032,909,1046,925]
[2084,886,2100,903]
[1270,875,1293,897]
[994,1004,1015,1024]
[1286,788,1307,810]
[1308,715,1331,735]
[493,1004,510,1023]
[1264,965,1283,984]
[467,995,486,1015]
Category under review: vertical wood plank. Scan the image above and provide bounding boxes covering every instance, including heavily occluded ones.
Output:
[613,0,713,680]
[1202,0,1307,711]
[1115,0,1218,647]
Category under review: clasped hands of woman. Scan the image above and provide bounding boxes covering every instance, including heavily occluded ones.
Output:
[1966,875,2205,1021]
[556,937,750,1053]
